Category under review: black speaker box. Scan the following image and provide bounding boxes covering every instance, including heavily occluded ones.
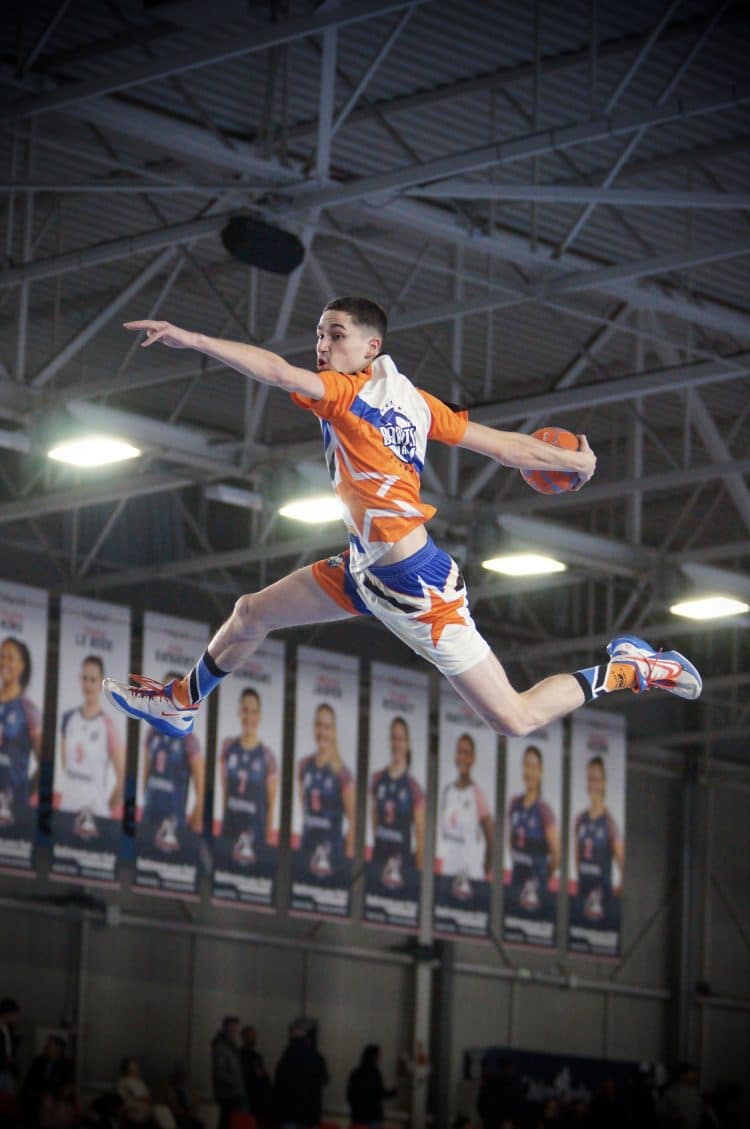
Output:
[221,215,305,274]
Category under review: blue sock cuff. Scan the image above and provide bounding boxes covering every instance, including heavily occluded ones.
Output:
[189,650,228,703]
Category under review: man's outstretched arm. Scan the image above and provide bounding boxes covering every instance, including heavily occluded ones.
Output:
[123,319,325,398]
[457,420,597,490]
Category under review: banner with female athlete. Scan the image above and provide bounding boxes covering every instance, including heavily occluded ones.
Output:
[567,710,626,958]
[502,721,563,949]
[132,612,210,899]
[434,685,497,940]
[49,595,130,886]
[0,581,48,876]
[290,646,359,921]
[364,662,429,932]
[211,639,285,909]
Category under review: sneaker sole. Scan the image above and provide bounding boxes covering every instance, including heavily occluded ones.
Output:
[103,683,194,738]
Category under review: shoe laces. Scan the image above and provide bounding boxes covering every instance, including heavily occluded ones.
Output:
[128,674,200,714]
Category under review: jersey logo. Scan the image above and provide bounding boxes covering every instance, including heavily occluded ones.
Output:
[0,788,14,825]
[310,841,332,878]
[74,807,99,840]
[232,830,256,866]
[452,870,473,902]
[381,853,403,890]
[520,877,540,911]
[155,816,179,853]
[379,406,417,463]
[584,885,604,921]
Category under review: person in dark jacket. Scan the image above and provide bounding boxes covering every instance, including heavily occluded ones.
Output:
[273,1020,329,1129]
[211,1017,248,1129]
[346,1044,396,1127]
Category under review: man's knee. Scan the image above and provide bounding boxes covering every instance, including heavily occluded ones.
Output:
[230,593,265,638]
[483,702,536,739]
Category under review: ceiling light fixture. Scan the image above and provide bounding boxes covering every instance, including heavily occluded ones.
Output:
[47,436,141,468]
[669,595,749,621]
[482,553,567,577]
[278,495,343,524]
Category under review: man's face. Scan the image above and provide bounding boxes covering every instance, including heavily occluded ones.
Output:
[316,309,380,375]
[226,1021,240,1044]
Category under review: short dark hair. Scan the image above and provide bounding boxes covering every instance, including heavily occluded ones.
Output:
[523,744,543,767]
[322,296,387,341]
[587,754,606,776]
[240,687,261,707]
[82,654,104,676]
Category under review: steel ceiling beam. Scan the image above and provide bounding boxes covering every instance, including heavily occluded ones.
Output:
[1,0,429,120]
[284,10,748,141]
[0,469,198,525]
[407,184,750,209]
[689,391,750,534]
[276,82,750,214]
[69,530,345,593]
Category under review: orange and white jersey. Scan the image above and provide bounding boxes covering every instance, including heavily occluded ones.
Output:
[292,355,468,573]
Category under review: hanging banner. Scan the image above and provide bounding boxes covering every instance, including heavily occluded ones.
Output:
[290,646,359,921]
[211,639,285,910]
[502,722,563,949]
[434,686,496,940]
[0,581,48,877]
[567,710,626,958]
[49,595,129,886]
[133,612,210,899]
[364,662,429,932]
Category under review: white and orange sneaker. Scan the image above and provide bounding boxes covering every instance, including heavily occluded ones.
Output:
[606,635,702,701]
[103,674,199,737]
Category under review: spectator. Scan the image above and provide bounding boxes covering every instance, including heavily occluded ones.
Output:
[589,1078,626,1129]
[21,1034,77,1128]
[661,1064,702,1129]
[162,1063,204,1129]
[274,1019,329,1129]
[0,997,21,1124]
[211,1017,248,1129]
[117,1057,175,1129]
[240,1026,272,1124]
[346,1044,396,1127]
[477,1058,523,1129]
[535,1097,563,1127]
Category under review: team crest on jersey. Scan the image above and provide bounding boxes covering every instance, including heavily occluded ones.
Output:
[0,788,14,825]
[74,807,99,840]
[310,841,332,878]
[451,870,473,902]
[155,816,179,853]
[379,406,417,463]
[381,853,403,890]
[520,877,540,912]
[232,830,255,866]
[584,885,604,921]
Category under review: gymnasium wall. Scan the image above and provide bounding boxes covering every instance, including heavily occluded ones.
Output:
[2,748,749,1123]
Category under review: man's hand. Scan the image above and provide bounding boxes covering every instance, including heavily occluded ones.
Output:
[571,433,597,491]
[123,320,197,349]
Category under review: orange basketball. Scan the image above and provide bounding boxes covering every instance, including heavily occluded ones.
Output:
[520,427,580,494]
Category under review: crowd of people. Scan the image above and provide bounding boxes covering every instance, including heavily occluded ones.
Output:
[475,1059,746,1129]
[0,997,396,1129]
[2,993,746,1129]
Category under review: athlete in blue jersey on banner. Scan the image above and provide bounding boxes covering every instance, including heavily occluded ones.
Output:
[571,755,624,933]
[139,672,205,856]
[0,636,42,834]
[105,299,702,747]
[218,687,278,868]
[368,716,424,898]
[506,745,560,927]
[296,702,354,884]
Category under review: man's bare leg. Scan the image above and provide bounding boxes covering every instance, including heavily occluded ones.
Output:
[103,565,354,735]
[448,650,587,738]
[207,564,354,670]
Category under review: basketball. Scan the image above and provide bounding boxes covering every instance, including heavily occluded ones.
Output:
[520,427,580,494]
